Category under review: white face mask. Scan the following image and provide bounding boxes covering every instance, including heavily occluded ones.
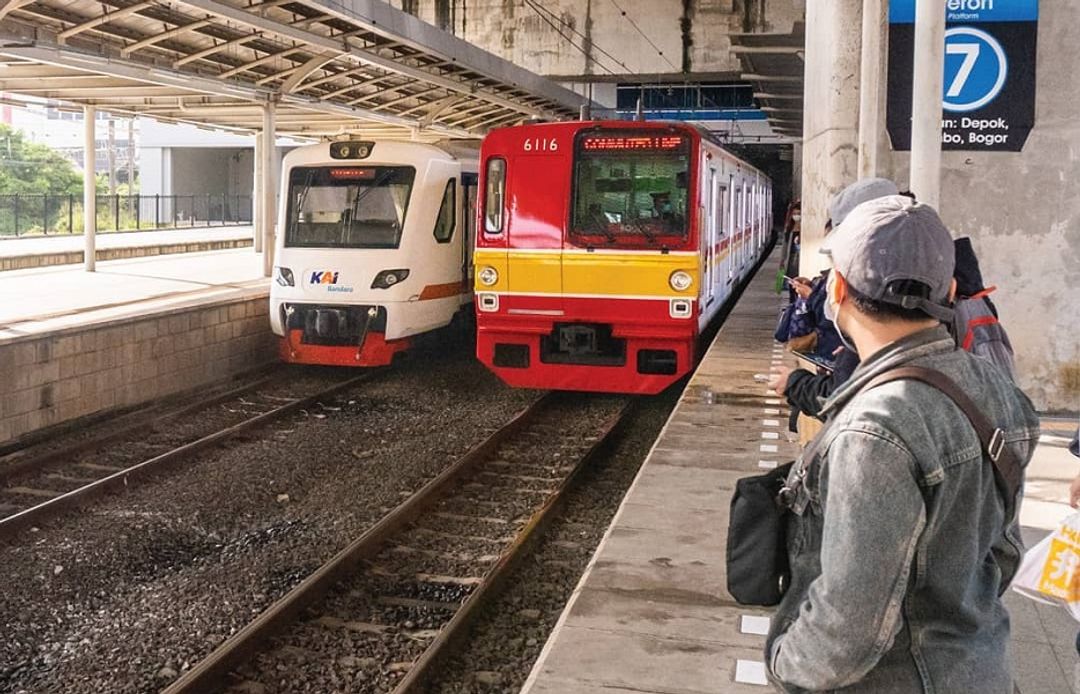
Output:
[824,273,856,352]
[792,213,801,222]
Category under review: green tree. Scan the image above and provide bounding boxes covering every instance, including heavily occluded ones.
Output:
[0,124,85,195]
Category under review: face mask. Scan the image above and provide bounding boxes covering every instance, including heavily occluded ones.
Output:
[792,213,801,222]
[824,275,856,352]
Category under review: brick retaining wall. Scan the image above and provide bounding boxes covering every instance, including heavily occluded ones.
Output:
[0,293,274,446]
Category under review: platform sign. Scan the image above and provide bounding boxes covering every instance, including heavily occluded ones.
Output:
[887,0,1038,151]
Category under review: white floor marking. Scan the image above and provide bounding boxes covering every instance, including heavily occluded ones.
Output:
[761,419,780,427]
[735,659,769,686]
[757,460,778,469]
[763,408,781,415]
[765,398,782,405]
[760,444,778,453]
[740,615,772,635]
[761,431,779,440]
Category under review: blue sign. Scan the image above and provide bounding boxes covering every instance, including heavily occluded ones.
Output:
[943,27,1007,112]
[890,0,1039,24]
[887,0,1038,151]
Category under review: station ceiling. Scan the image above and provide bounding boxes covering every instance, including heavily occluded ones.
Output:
[731,23,805,139]
[0,0,589,139]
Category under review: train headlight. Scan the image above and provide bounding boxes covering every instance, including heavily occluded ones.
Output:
[669,270,693,292]
[478,266,499,286]
[275,266,295,287]
[371,269,410,289]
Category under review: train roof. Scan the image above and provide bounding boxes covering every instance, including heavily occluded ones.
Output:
[484,120,770,181]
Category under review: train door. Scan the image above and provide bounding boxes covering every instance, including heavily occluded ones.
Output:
[461,172,478,289]
[716,182,730,290]
[727,175,737,284]
[703,166,717,307]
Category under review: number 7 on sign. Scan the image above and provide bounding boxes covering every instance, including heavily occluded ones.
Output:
[946,42,980,98]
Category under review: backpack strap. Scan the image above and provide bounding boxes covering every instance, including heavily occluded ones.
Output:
[860,365,1022,505]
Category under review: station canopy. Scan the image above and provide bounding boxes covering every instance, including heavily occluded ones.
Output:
[731,23,805,139]
[0,0,588,138]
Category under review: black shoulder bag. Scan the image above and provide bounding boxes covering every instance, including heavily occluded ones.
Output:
[726,365,1022,607]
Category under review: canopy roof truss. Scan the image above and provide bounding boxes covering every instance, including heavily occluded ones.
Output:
[0,0,587,137]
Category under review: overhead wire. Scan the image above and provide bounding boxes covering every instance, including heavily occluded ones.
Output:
[520,0,621,76]
[607,0,680,73]
[522,0,630,74]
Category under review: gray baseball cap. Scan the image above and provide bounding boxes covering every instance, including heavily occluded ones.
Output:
[828,177,900,227]
[821,195,955,321]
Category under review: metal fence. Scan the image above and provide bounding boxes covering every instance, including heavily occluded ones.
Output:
[0,193,253,237]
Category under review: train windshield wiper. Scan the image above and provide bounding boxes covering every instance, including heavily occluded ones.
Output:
[587,211,617,244]
[625,218,658,245]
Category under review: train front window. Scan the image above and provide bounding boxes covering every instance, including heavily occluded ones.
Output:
[570,132,690,246]
[285,166,415,249]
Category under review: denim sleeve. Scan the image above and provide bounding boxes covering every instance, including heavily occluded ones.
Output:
[770,428,927,691]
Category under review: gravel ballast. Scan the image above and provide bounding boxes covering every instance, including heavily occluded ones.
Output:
[0,339,535,694]
[427,386,682,694]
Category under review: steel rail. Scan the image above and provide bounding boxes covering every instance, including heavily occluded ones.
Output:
[162,393,632,694]
[391,399,634,693]
[0,371,380,541]
[162,391,555,694]
[0,370,279,486]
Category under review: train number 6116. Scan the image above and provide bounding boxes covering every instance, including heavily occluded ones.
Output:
[523,138,559,152]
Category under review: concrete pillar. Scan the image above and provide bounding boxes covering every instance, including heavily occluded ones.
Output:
[83,106,96,272]
[252,132,263,253]
[260,102,277,278]
[791,142,803,199]
[800,0,862,274]
[910,0,946,209]
[126,119,135,214]
[857,0,887,178]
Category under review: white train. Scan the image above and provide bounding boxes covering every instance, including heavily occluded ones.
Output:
[269,140,478,366]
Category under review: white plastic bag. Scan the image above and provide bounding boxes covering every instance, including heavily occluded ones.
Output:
[1012,512,1080,622]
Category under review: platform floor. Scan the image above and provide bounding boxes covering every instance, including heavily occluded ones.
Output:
[522,254,1080,694]
[0,248,267,342]
[0,226,253,257]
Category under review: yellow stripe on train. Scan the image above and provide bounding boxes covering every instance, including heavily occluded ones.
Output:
[474,249,699,298]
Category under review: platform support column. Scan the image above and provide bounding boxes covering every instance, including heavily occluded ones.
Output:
[910,0,945,209]
[252,131,263,253]
[83,106,96,272]
[799,0,862,274]
[260,101,277,278]
[857,0,886,178]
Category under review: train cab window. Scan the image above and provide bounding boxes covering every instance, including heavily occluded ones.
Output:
[570,130,690,247]
[433,180,456,243]
[484,158,506,233]
[285,166,415,249]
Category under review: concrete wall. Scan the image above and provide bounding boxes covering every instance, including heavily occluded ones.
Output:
[0,295,275,446]
[388,0,803,78]
[879,3,1079,411]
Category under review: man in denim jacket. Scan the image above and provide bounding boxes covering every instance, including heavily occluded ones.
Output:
[766,196,1040,693]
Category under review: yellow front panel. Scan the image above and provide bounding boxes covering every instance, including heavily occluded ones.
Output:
[509,252,562,294]
[476,249,700,298]
[562,252,699,298]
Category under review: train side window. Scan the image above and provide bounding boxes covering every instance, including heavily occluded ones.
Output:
[484,158,506,233]
[433,179,456,243]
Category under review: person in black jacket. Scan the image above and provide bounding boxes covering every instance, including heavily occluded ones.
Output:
[771,178,900,431]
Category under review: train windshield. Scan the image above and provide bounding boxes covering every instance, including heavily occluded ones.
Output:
[285,166,415,249]
[570,132,690,247]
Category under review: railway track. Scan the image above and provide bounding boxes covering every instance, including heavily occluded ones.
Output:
[162,392,631,694]
[0,369,381,541]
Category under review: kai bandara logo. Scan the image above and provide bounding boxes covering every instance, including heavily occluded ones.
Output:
[309,270,354,293]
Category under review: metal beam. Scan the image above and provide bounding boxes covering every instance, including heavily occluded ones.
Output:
[120,18,214,57]
[173,31,261,68]
[730,45,805,55]
[741,73,802,83]
[754,92,803,100]
[0,0,35,21]
[279,51,338,93]
[172,0,564,118]
[58,1,156,44]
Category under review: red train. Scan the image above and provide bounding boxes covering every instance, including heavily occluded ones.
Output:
[473,120,773,394]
